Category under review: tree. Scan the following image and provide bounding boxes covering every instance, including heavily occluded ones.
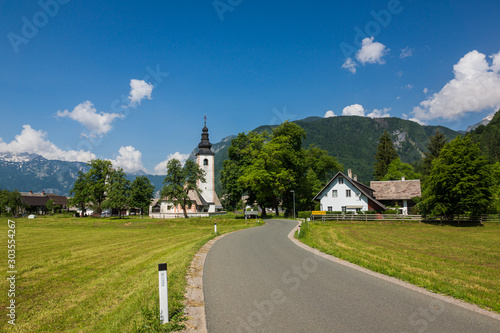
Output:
[419,136,493,217]
[381,158,420,181]
[103,168,131,218]
[130,176,155,215]
[160,159,206,218]
[222,122,342,216]
[7,190,26,217]
[86,159,113,215]
[374,130,398,180]
[422,129,448,175]
[0,189,9,216]
[69,171,91,216]
[45,199,55,215]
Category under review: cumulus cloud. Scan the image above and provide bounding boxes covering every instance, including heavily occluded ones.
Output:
[324,110,336,118]
[57,101,123,137]
[0,125,96,162]
[110,146,146,173]
[400,47,413,58]
[356,37,389,65]
[409,118,425,125]
[412,50,500,122]
[342,104,365,116]
[366,108,391,118]
[423,88,429,94]
[341,58,357,74]
[154,152,190,175]
[129,79,153,105]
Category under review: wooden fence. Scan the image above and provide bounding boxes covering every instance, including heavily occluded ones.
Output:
[310,214,422,223]
[310,214,500,224]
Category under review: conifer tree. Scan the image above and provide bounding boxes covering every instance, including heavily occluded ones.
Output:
[373,130,398,180]
[423,129,447,175]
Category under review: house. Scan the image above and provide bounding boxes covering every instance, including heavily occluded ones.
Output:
[21,191,69,215]
[370,178,421,215]
[150,117,225,218]
[313,170,386,213]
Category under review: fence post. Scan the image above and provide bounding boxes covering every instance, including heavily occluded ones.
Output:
[158,263,169,324]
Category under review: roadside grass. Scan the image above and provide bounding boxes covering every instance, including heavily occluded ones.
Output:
[0,215,260,332]
[297,220,500,313]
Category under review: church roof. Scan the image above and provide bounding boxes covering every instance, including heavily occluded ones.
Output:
[196,117,214,156]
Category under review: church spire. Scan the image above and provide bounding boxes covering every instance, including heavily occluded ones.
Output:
[197,115,214,156]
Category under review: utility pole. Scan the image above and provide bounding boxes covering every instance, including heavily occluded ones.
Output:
[290,190,295,219]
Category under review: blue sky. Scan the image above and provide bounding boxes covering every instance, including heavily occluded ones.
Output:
[1,0,500,174]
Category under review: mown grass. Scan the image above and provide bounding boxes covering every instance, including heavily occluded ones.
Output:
[297,220,500,313]
[0,215,260,332]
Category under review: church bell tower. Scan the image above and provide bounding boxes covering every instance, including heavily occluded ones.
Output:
[196,115,215,206]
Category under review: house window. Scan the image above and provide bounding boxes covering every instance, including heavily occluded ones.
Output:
[328,206,332,211]
[342,206,346,213]
[203,159,208,166]
[332,190,337,198]
[339,177,344,184]
[356,208,362,213]
[346,189,351,197]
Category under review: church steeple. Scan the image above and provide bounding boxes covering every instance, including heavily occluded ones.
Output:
[197,114,214,156]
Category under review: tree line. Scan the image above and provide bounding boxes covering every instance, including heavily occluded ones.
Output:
[0,190,26,217]
[70,160,155,218]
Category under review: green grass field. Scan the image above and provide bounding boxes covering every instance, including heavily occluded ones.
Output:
[0,215,260,332]
[297,220,500,313]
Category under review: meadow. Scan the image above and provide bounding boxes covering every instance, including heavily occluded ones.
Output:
[298,220,500,313]
[0,215,259,332]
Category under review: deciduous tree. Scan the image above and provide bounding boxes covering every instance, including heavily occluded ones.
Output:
[103,168,131,218]
[419,136,493,217]
[130,176,155,215]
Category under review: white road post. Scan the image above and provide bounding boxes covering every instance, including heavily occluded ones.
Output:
[158,263,169,324]
[214,222,217,234]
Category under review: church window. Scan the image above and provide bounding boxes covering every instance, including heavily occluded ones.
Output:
[203,159,208,166]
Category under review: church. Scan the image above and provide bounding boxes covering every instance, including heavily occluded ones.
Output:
[150,118,224,218]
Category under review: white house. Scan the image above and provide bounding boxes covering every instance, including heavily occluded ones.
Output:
[313,170,386,213]
[150,117,224,218]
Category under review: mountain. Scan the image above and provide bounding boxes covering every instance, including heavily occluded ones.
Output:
[468,109,500,162]
[0,153,166,196]
[200,116,461,191]
[466,113,495,132]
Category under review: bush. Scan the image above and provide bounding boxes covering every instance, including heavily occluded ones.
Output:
[383,209,398,214]
[298,211,311,218]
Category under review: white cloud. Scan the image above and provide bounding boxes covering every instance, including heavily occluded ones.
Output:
[396,71,403,77]
[110,146,146,173]
[400,47,413,58]
[154,152,190,175]
[405,84,414,90]
[0,125,96,162]
[129,79,153,105]
[423,88,429,94]
[342,104,365,116]
[324,110,336,118]
[367,108,391,118]
[412,50,500,122]
[409,118,425,125]
[57,101,123,137]
[341,58,357,74]
[356,37,389,65]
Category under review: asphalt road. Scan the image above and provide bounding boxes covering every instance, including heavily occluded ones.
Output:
[203,219,499,333]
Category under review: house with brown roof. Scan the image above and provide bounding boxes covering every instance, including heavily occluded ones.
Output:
[370,178,421,215]
[313,169,386,213]
[21,191,68,215]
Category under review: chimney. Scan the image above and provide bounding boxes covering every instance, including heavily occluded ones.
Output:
[348,169,352,179]
[29,190,33,194]
[41,191,45,195]
[401,177,405,181]
[353,174,357,182]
